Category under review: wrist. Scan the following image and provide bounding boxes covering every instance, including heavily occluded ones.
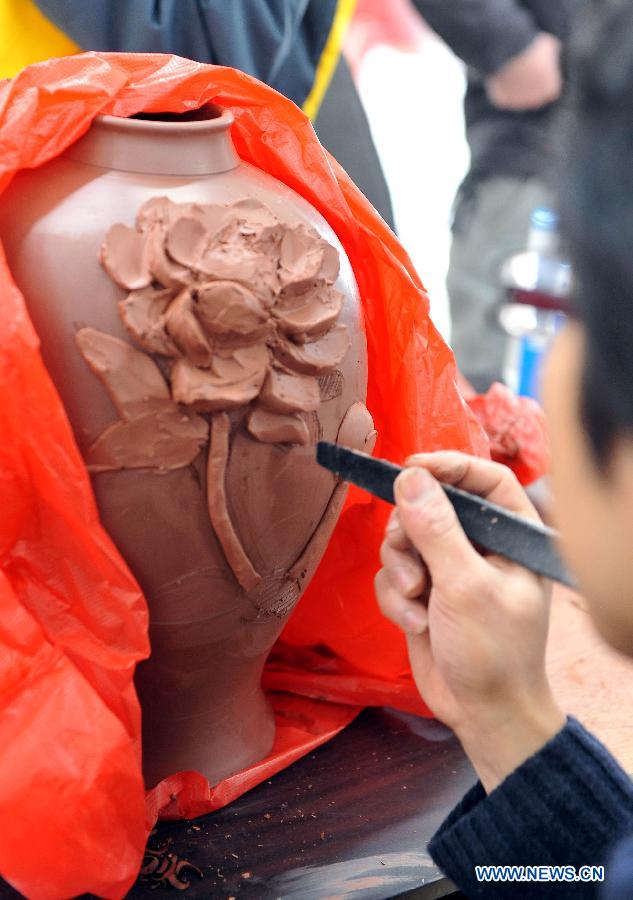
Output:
[456,693,566,794]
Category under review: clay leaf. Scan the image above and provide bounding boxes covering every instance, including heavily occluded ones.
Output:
[76,327,172,420]
[85,408,209,473]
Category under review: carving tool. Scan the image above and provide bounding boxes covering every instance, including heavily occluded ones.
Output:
[316,441,576,589]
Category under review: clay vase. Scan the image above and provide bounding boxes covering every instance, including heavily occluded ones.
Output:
[0,105,375,788]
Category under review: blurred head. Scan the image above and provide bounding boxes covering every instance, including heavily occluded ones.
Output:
[544,0,633,653]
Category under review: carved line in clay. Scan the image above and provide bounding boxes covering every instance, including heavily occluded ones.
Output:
[288,481,348,582]
[207,412,262,592]
[243,481,347,618]
[247,401,378,615]
[318,368,344,402]
[245,573,301,619]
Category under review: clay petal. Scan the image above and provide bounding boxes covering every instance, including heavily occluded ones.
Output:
[272,325,349,375]
[99,223,151,291]
[85,408,209,472]
[138,197,228,235]
[199,247,279,301]
[76,327,171,420]
[198,244,260,282]
[233,197,278,228]
[212,344,270,379]
[171,345,269,411]
[118,286,179,356]
[277,227,339,289]
[146,227,191,289]
[136,196,179,231]
[278,226,324,289]
[273,287,343,341]
[196,281,268,338]
[259,368,320,414]
[252,223,285,257]
[165,216,207,268]
[164,289,213,366]
[247,407,309,445]
[319,241,340,283]
[198,204,240,237]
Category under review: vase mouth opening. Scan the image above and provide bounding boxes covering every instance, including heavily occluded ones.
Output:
[63,102,239,174]
[95,103,234,133]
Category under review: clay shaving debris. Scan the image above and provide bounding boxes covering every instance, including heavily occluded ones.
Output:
[139,839,203,891]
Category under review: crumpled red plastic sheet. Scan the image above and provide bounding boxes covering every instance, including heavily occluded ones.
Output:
[466,382,550,485]
[0,53,489,899]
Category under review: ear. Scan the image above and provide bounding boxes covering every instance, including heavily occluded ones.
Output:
[607,433,633,500]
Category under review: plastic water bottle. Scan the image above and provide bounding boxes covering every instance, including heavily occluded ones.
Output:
[499,207,572,398]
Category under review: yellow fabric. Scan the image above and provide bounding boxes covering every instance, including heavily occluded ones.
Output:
[303,0,357,121]
[0,0,80,79]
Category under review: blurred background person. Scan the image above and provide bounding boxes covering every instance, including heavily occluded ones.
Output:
[0,0,394,228]
[407,0,581,392]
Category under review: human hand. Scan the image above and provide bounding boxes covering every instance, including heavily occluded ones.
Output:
[486,32,562,111]
[374,452,565,792]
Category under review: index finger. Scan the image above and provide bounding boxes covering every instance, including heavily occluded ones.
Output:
[405,451,539,522]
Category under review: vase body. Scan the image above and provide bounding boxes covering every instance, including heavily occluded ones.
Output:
[0,106,370,788]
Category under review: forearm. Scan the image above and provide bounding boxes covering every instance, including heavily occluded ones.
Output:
[457,686,566,793]
[410,0,539,74]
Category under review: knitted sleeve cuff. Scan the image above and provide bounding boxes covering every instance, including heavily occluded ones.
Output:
[429,718,633,898]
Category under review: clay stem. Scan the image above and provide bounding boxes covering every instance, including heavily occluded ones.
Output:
[288,482,348,581]
[207,413,262,592]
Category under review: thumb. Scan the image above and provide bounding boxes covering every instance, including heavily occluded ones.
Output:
[394,467,487,590]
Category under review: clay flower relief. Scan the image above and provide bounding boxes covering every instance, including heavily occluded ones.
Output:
[94,195,349,448]
[75,196,352,592]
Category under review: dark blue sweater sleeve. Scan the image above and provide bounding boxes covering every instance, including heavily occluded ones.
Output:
[33,0,336,108]
[410,0,539,75]
[429,718,633,898]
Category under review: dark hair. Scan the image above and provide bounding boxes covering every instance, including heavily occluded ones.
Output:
[560,1,633,463]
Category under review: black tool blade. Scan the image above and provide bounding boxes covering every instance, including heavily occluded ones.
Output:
[316,441,576,590]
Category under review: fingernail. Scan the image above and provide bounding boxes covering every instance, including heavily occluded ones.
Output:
[401,607,427,635]
[386,512,400,533]
[405,453,430,465]
[397,467,434,504]
[388,565,418,594]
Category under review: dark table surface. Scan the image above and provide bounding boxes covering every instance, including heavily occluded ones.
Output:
[0,707,474,900]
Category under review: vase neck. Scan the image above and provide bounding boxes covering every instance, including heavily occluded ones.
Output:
[62,104,239,176]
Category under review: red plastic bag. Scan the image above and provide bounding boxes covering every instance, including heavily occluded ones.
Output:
[466,382,550,485]
[0,52,487,898]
